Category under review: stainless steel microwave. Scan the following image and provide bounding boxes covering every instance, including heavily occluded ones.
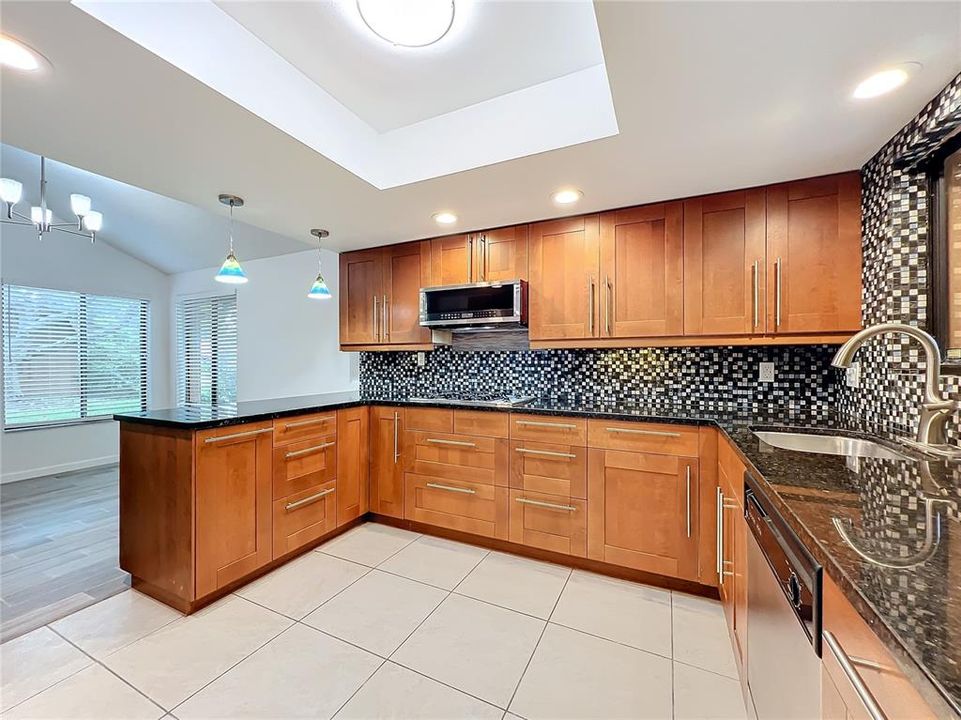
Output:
[419,280,528,330]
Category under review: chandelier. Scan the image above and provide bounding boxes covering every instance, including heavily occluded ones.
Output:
[1,156,103,242]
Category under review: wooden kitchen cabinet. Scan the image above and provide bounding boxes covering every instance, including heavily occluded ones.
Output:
[430,225,529,287]
[587,448,699,580]
[370,406,405,518]
[336,406,369,526]
[195,422,273,598]
[383,241,431,345]
[766,172,862,334]
[339,248,383,345]
[684,189,767,336]
[529,215,600,340]
[717,436,747,670]
[599,202,684,338]
[430,234,472,286]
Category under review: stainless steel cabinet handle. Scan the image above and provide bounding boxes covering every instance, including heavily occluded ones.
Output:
[373,295,380,342]
[752,260,759,329]
[204,427,272,444]
[467,235,473,281]
[426,438,476,448]
[285,487,334,511]
[823,631,887,720]
[685,465,692,538]
[516,497,577,512]
[775,256,782,329]
[393,411,400,463]
[605,427,681,438]
[588,276,596,336]
[605,275,612,336]
[382,294,389,341]
[516,420,577,430]
[426,482,475,495]
[284,416,335,430]
[723,500,738,510]
[481,234,487,281]
[285,441,335,459]
[515,447,577,459]
[716,487,724,578]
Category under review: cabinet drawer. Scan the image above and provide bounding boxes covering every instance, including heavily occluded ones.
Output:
[822,575,937,719]
[407,431,509,486]
[511,414,588,446]
[405,474,508,539]
[509,440,587,498]
[587,420,699,455]
[454,410,509,438]
[273,412,337,446]
[509,489,586,557]
[406,407,453,433]
[272,481,336,559]
[272,435,336,500]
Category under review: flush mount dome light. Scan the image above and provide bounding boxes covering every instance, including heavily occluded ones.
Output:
[432,211,457,225]
[357,0,455,48]
[552,188,583,205]
[853,63,921,99]
[0,34,42,71]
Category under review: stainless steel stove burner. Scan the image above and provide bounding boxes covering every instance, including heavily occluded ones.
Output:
[406,392,535,408]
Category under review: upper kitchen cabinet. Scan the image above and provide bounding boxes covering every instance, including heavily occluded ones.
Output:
[529,215,600,341]
[600,202,684,338]
[429,225,529,286]
[339,241,432,350]
[766,172,862,334]
[684,189,767,336]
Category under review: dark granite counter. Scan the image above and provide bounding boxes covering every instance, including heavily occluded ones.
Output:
[116,395,961,715]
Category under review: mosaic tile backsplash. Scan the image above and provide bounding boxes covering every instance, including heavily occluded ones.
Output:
[360,344,840,414]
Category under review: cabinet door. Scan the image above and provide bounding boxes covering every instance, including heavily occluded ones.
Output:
[430,234,472,286]
[732,498,748,669]
[339,248,384,345]
[370,406,405,518]
[195,423,273,598]
[599,203,683,338]
[384,241,431,345]
[336,407,369,526]
[478,225,529,283]
[529,215,600,340]
[587,449,699,580]
[766,172,862,334]
[684,190,766,335]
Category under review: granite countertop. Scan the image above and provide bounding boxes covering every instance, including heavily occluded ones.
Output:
[115,394,961,715]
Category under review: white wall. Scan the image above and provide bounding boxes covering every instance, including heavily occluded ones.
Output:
[0,224,172,483]
[169,248,357,402]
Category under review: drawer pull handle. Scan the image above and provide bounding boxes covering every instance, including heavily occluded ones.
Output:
[285,441,335,459]
[426,438,477,448]
[516,420,578,430]
[605,427,681,438]
[425,482,476,495]
[284,415,335,430]
[285,487,335,511]
[515,448,577,459]
[204,427,272,444]
[515,497,576,512]
[823,631,886,720]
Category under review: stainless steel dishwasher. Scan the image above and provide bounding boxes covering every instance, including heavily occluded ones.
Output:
[745,472,823,720]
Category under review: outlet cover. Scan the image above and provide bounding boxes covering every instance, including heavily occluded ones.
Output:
[416,351,426,367]
[846,362,860,388]
[759,362,775,383]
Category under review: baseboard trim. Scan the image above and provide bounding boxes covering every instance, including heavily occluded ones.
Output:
[1,456,119,484]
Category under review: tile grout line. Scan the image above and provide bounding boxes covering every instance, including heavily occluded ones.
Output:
[670,590,676,719]
[328,656,389,720]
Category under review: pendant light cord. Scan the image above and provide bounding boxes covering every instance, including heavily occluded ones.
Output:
[228,202,235,254]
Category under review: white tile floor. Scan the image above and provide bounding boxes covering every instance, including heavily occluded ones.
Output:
[1,523,748,719]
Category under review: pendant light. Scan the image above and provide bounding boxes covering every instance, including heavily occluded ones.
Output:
[214,194,248,284]
[307,229,332,300]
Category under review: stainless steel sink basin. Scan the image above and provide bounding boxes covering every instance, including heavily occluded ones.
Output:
[752,431,907,461]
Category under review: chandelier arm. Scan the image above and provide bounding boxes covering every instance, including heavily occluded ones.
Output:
[9,209,33,222]
[50,222,82,229]
[0,217,35,228]
[51,226,95,240]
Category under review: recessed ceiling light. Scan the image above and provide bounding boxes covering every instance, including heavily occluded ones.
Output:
[432,211,458,225]
[357,0,455,48]
[0,35,41,71]
[552,188,583,205]
[853,63,920,99]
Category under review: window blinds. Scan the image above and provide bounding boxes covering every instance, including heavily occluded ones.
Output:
[176,293,238,407]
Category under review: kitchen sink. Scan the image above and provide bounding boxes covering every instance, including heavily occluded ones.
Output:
[752,430,908,461]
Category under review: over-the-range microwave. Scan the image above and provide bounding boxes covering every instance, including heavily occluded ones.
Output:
[419,279,528,331]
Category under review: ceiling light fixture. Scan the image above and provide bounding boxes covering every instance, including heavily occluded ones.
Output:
[214,194,248,285]
[357,0,455,48]
[307,229,332,300]
[552,188,583,205]
[0,35,41,71]
[432,211,458,225]
[853,63,920,99]
[1,156,103,242]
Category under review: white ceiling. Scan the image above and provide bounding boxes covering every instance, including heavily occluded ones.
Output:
[1,2,959,270]
[0,144,310,274]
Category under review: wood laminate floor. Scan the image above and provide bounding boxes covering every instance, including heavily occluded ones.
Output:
[1,465,129,643]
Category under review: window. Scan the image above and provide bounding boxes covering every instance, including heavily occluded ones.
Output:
[2,284,149,429]
[176,294,237,407]
[929,132,961,365]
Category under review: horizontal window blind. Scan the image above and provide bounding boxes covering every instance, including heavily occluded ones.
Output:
[2,284,150,429]
[176,294,237,407]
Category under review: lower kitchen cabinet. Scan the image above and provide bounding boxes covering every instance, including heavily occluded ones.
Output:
[370,406,405,518]
[509,488,586,556]
[587,448,700,580]
[717,436,748,670]
[336,406,369,525]
[405,474,509,539]
[272,480,337,558]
